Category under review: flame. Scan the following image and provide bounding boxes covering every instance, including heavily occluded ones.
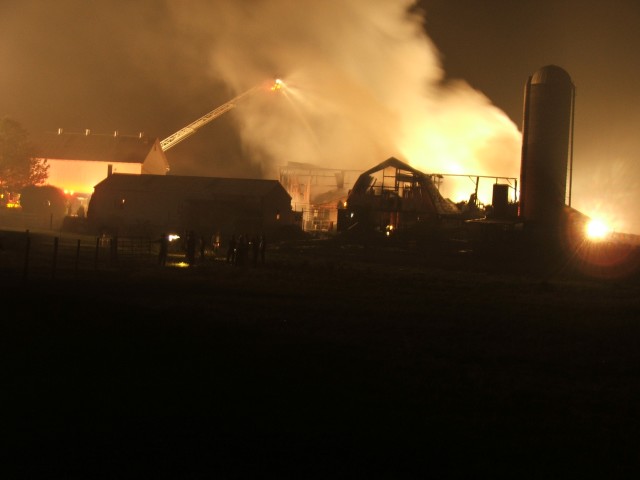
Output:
[196,1,522,191]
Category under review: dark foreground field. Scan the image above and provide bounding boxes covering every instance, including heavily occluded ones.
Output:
[3,235,640,478]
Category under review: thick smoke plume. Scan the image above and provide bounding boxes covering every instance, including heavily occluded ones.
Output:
[170,0,522,201]
[0,0,522,204]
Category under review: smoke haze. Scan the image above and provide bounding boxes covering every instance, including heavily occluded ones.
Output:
[0,0,521,202]
[16,1,640,230]
[167,0,522,196]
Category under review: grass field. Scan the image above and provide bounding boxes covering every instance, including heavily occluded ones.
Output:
[3,230,640,478]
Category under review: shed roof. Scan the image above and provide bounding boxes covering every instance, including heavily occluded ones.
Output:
[34,132,158,163]
[93,173,290,200]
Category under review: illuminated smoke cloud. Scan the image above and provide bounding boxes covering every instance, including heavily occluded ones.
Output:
[171,0,522,200]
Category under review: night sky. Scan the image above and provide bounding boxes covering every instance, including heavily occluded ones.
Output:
[2,1,640,233]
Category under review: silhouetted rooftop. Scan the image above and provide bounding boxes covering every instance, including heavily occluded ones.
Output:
[34,131,158,164]
[93,173,291,199]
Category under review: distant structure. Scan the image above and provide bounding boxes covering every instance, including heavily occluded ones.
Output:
[33,129,170,214]
[279,161,361,233]
[519,64,575,238]
[87,173,297,239]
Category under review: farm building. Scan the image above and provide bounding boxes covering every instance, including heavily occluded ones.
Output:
[33,129,170,214]
[337,157,463,235]
[87,173,297,240]
[279,161,361,233]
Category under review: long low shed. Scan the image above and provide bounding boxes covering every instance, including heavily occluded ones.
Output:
[87,173,298,239]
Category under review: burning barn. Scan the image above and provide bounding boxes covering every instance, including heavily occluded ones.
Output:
[87,173,297,240]
[279,161,361,233]
[337,157,463,236]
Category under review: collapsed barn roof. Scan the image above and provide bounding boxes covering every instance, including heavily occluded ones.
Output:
[349,157,460,217]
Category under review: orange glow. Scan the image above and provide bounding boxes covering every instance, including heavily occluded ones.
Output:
[45,158,143,196]
[571,160,639,236]
[585,219,610,241]
[271,79,285,91]
[564,210,640,279]
[398,96,522,205]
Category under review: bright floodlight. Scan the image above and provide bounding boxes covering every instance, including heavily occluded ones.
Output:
[585,219,610,240]
[271,78,284,91]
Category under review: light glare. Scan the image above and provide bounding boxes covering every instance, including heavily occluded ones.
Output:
[586,219,610,240]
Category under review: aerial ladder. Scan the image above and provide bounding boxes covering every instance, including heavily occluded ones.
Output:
[160,79,283,152]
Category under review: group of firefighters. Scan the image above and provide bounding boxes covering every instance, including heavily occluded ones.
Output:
[225,233,267,267]
[158,231,266,267]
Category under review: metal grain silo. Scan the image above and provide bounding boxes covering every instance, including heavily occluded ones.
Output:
[519,65,575,232]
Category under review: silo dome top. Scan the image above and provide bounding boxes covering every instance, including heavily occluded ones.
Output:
[531,64,573,86]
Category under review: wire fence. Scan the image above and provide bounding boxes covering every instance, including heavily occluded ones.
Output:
[0,230,169,281]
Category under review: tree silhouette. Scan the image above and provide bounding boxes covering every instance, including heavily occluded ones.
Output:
[0,117,48,192]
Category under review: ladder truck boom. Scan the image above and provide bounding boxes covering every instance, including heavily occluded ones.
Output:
[160,79,283,152]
